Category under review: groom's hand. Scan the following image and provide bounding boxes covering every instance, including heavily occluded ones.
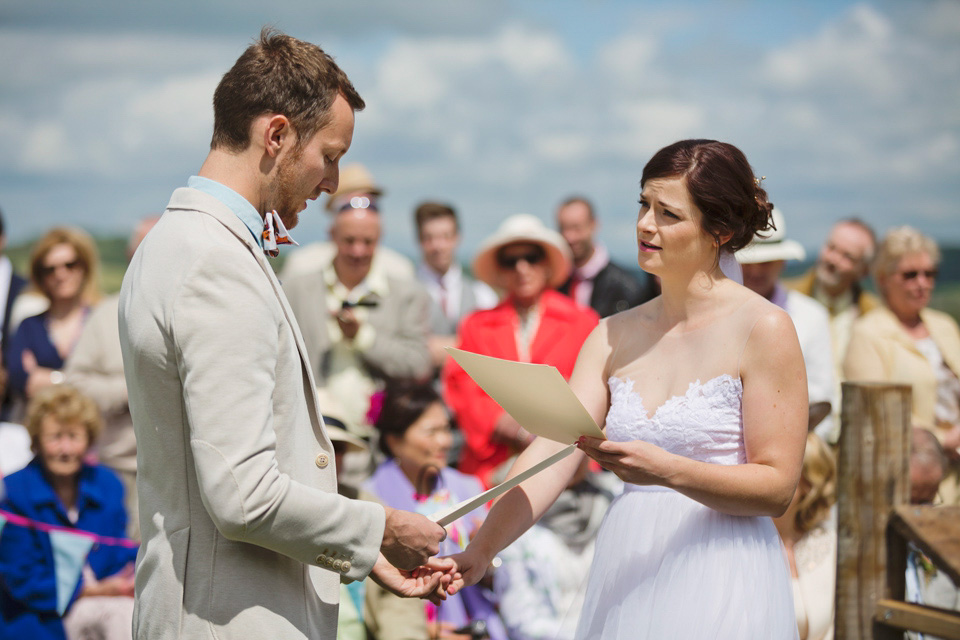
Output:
[380,507,447,570]
[369,554,462,603]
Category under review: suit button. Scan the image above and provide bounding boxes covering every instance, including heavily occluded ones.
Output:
[341,561,351,573]
[315,453,330,469]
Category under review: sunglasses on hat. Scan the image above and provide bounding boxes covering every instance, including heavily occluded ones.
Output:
[337,196,379,214]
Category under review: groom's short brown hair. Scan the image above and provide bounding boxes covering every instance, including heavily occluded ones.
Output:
[211,26,364,153]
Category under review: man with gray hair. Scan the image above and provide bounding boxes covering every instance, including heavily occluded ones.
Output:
[788,217,880,381]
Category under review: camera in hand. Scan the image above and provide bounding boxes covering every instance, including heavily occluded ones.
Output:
[341,296,379,310]
[453,619,488,639]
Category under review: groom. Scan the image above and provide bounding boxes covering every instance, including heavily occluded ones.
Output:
[119,28,451,640]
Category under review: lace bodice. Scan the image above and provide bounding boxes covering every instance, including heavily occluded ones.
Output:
[605,375,746,466]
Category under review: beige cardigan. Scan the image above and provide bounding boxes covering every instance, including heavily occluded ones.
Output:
[844,305,960,503]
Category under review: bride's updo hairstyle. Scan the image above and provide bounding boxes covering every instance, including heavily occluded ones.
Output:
[641,139,774,253]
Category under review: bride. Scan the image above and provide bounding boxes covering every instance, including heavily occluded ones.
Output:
[449,139,806,638]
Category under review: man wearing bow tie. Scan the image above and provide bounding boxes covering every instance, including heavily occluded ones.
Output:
[118,28,451,640]
[282,199,433,441]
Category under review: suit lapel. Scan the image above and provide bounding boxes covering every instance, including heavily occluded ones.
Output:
[172,189,327,437]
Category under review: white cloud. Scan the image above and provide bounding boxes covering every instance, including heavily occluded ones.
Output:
[0,2,957,254]
[21,122,74,172]
[763,4,897,96]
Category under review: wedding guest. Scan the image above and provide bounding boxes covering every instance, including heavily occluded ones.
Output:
[283,197,432,437]
[64,216,158,540]
[737,208,836,442]
[414,202,498,373]
[5,228,101,414]
[317,390,428,640]
[556,196,651,317]
[905,428,959,633]
[0,385,136,640]
[787,218,879,377]
[773,433,838,640]
[844,226,960,504]
[365,384,507,639]
[444,214,599,487]
[0,208,28,420]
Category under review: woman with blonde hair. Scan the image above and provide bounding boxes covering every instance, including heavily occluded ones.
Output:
[774,433,838,640]
[845,226,960,503]
[0,384,136,640]
[5,227,101,407]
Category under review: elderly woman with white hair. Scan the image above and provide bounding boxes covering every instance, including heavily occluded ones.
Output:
[844,226,960,504]
[443,214,599,487]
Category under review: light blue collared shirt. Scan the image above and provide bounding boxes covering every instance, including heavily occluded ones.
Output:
[187,175,263,248]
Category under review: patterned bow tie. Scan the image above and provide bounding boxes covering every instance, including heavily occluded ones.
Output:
[262,210,298,258]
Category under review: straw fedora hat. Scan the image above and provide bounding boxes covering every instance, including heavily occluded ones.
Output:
[324,163,384,212]
[735,208,806,265]
[472,214,572,289]
[316,388,368,453]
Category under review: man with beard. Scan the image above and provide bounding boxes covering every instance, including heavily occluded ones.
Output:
[787,218,880,382]
[555,197,651,317]
[118,28,451,640]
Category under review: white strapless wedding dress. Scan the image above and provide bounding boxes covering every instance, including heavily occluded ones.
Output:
[574,375,799,639]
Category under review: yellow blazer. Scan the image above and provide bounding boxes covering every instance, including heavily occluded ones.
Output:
[844,305,960,504]
[845,306,960,432]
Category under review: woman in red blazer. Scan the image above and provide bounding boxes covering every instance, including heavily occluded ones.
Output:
[444,214,599,487]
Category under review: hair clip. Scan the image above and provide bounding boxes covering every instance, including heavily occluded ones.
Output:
[754,176,766,188]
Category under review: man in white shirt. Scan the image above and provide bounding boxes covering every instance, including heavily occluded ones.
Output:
[737,208,837,442]
[284,203,432,435]
[413,202,498,372]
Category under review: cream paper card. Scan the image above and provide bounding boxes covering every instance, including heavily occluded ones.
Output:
[446,347,606,443]
[430,349,607,526]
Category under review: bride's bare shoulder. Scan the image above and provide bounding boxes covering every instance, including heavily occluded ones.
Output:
[604,296,661,333]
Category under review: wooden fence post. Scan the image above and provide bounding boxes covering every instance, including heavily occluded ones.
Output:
[835,381,912,640]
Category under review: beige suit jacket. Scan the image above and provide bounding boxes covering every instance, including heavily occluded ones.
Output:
[282,260,432,388]
[119,187,386,639]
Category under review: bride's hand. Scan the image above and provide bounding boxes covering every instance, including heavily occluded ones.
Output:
[577,436,672,486]
[445,546,492,591]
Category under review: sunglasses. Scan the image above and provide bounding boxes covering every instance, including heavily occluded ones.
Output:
[899,269,938,281]
[337,196,379,214]
[497,251,545,269]
[39,259,82,277]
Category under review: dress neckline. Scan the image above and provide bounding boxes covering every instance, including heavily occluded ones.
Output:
[609,374,742,422]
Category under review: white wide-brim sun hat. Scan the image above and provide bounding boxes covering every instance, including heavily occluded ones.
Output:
[735,207,807,265]
[472,213,573,290]
[316,387,370,452]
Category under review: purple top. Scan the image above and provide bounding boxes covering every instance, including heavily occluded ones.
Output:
[365,460,507,639]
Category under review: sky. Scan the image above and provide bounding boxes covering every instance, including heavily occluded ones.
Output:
[1,0,958,266]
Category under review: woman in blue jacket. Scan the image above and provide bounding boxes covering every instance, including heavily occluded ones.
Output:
[0,385,136,640]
